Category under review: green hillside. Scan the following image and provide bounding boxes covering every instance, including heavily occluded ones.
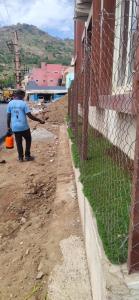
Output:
[0,23,74,87]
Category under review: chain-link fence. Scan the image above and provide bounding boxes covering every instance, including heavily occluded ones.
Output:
[68,0,139,272]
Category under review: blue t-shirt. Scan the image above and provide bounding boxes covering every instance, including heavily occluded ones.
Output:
[7,100,31,132]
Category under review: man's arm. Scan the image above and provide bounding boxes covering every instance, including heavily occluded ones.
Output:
[7,113,11,129]
[26,112,45,124]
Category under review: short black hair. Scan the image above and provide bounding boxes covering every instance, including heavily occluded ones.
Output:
[14,89,25,99]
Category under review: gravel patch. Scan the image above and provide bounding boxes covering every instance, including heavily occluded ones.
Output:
[32,128,56,140]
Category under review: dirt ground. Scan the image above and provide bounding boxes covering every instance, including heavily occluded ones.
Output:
[0,96,92,300]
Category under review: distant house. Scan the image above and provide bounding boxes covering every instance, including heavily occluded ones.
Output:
[28,63,67,87]
[26,80,67,102]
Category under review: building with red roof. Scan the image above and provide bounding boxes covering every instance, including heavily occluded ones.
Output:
[28,63,67,87]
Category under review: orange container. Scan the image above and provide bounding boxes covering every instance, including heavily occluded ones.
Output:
[5,135,14,149]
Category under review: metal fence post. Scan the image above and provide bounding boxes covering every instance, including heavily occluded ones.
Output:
[81,28,90,160]
[71,83,75,129]
[74,77,78,139]
[90,0,101,106]
[128,1,139,273]
[68,88,71,117]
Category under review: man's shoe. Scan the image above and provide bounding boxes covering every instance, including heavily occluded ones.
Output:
[19,157,24,162]
[25,156,35,161]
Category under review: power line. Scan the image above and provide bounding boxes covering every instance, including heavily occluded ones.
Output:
[2,0,11,24]
[0,3,7,25]
[0,2,28,86]
[0,1,21,86]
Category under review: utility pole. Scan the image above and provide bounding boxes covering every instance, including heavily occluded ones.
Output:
[7,31,21,89]
[14,31,21,89]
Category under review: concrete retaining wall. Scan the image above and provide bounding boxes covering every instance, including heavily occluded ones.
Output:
[78,104,136,160]
[73,167,107,300]
[69,139,139,300]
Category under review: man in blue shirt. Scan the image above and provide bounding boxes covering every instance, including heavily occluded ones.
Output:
[7,89,45,162]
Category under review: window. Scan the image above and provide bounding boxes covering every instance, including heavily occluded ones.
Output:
[112,0,137,93]
[117,0,130,86]
[127,2,137,82]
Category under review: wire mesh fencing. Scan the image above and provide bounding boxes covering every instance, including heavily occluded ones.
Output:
[68,0,139,269]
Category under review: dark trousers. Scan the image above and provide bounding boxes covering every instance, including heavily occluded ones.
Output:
[14,129,31,159]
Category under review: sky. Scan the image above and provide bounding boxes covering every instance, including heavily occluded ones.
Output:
[0,0,74,39]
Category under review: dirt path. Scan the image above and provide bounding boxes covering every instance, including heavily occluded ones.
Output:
[0,97,92,300]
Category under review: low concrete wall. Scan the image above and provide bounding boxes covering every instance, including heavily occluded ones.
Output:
[74,167,107,300]
[88,106,136,160]
[69,139,139,300]
[78,104,136,160]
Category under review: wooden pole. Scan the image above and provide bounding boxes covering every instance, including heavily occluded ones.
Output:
[13,31,21,89]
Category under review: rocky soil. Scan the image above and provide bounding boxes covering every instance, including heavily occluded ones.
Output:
[0,96,92,300]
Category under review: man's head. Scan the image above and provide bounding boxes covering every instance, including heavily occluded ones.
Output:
[14,89,25,100]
